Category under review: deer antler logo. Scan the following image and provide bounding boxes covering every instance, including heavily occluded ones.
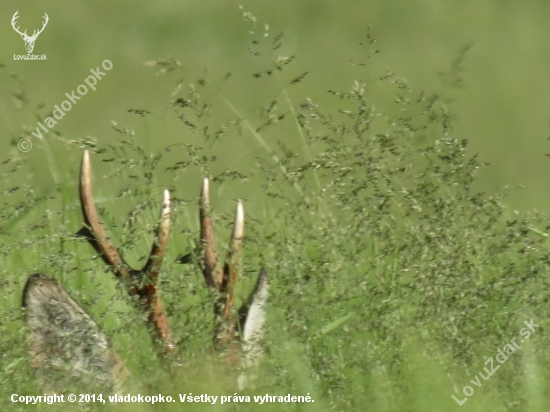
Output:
[11,11,49,54]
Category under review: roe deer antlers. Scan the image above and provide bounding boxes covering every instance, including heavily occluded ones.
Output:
[23,150,268,391]
[79,150,175,353]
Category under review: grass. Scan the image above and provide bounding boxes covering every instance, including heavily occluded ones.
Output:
[2,7,550,412]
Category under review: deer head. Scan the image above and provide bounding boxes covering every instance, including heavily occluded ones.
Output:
[11,11,49,54]
[22,151,269,392]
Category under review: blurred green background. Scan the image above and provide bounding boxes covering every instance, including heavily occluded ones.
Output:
[1,0,550,212]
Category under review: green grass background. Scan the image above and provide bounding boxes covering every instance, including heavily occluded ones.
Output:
[2,1,550,411]
[1,1,550,211]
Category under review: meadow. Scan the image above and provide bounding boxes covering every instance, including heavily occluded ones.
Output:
[2,1,550,411]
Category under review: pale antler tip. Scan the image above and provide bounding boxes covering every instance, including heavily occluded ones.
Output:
[82,150,90,170]
[159,190,171,231]
[201,177,210,197]
[234,200,244,239]
[80,150,92,192]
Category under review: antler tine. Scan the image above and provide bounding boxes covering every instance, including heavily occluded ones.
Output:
[214,200,244,348]
[81,151,176,354]
[143,189,171,282]
[141,189,176,353]
[200,178,223,289]
[80,150,130,282]
[221,201,244,320]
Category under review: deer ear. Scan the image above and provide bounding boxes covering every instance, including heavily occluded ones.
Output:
[22,273,129,392]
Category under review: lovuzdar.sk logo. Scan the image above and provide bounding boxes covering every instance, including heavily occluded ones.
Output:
[11,11,49,60]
